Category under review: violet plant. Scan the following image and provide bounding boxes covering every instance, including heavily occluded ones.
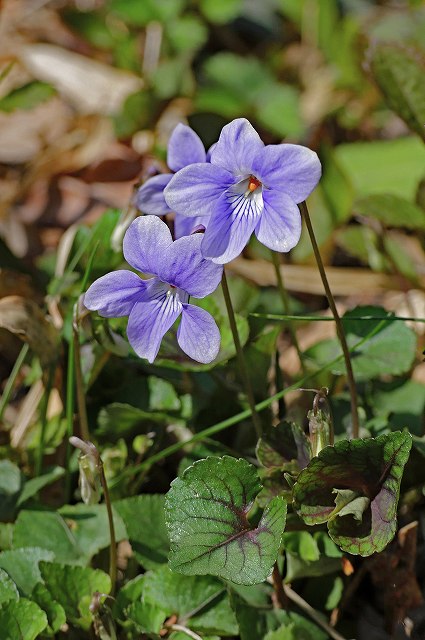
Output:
[82,120,411,597]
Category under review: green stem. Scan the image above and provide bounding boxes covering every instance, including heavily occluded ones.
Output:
[65,339,75,503]
[0,343,29,421]
[73,306,90,442]
[221,270,262,439]
[98,458,117,595]
[35,364,55,477]
[299,201,359,439]
[270,250,306,375]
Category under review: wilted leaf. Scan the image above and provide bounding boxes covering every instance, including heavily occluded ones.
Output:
[20,44,143,115]
[293,431,412,555]
[0,598,47,640]
[370,43,425,141]
[165,456,287,585]
[256,422,310,470]
[0,296,59,369]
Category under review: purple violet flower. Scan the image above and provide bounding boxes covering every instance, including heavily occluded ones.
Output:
[136,123,210,237]
[164,118,322,263]
[84,216,223,364]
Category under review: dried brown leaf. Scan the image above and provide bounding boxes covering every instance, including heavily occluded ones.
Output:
[20,44,143,115]
[0,295,59,368]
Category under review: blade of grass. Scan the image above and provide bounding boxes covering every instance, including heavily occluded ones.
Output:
[0,343,29,421]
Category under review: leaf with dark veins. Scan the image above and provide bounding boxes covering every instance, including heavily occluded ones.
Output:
[293,431,412,556]
[165,456,287,585]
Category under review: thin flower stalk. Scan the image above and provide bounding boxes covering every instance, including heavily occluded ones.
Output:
[70,437,117,595]
[270,250,306,376]
[299,201,359,438]
[221,270,262,438]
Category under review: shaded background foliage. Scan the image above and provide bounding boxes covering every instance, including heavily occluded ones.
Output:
[0,0,425,639]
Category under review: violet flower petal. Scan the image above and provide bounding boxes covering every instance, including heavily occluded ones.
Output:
[201,191,261,264]
[177,303,220,363]
[135,174,173,215]
[255,189,302,252]
[167,124,206,172]
[164,163,233,218]
[84,270,147,317]
[210,118,264,175]
[127,282,182,362]
[252,144,322,202]
[174,214,208,239]
[123,216,172,275]
[159,233,223,298]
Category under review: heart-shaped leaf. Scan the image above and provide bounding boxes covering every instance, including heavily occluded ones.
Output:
[165,456,287,585]
[293,431,412,556]
[0,598,47,640]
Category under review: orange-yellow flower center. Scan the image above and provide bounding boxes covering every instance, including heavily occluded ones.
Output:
[248,175,262,192]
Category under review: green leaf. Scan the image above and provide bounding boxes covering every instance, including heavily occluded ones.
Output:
[0,461,22,521]
[0,82,55,112]
[40,562,111,629]
[232,593,327,640]
[258,421,311,471]
[31,583,66,635]
[371,380,425,436]
[306,306,417,381]
[370,43,425,141]
[264,617,327,640]
[115,495,169,569]
[165,456,287,585]
[335,226,383,270]
[97,402,166,439]
[126,600,167,634]
[256,85,304,138]
[0,548,54,594]
[58,503,127,561]
[166,15,208,53]
[0,569,19,604]
[0,598,47,640]
[354,194,425,229]
[143,566,238,636]
[281,531,320,563]
[332,489,370,522]
[109,0,185,25]
[199,0,242,23]
[335,137,425,201]
[17,466,64,507]
[13,506,126,566]
[293,431,412,555]
[0,524,13,551]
